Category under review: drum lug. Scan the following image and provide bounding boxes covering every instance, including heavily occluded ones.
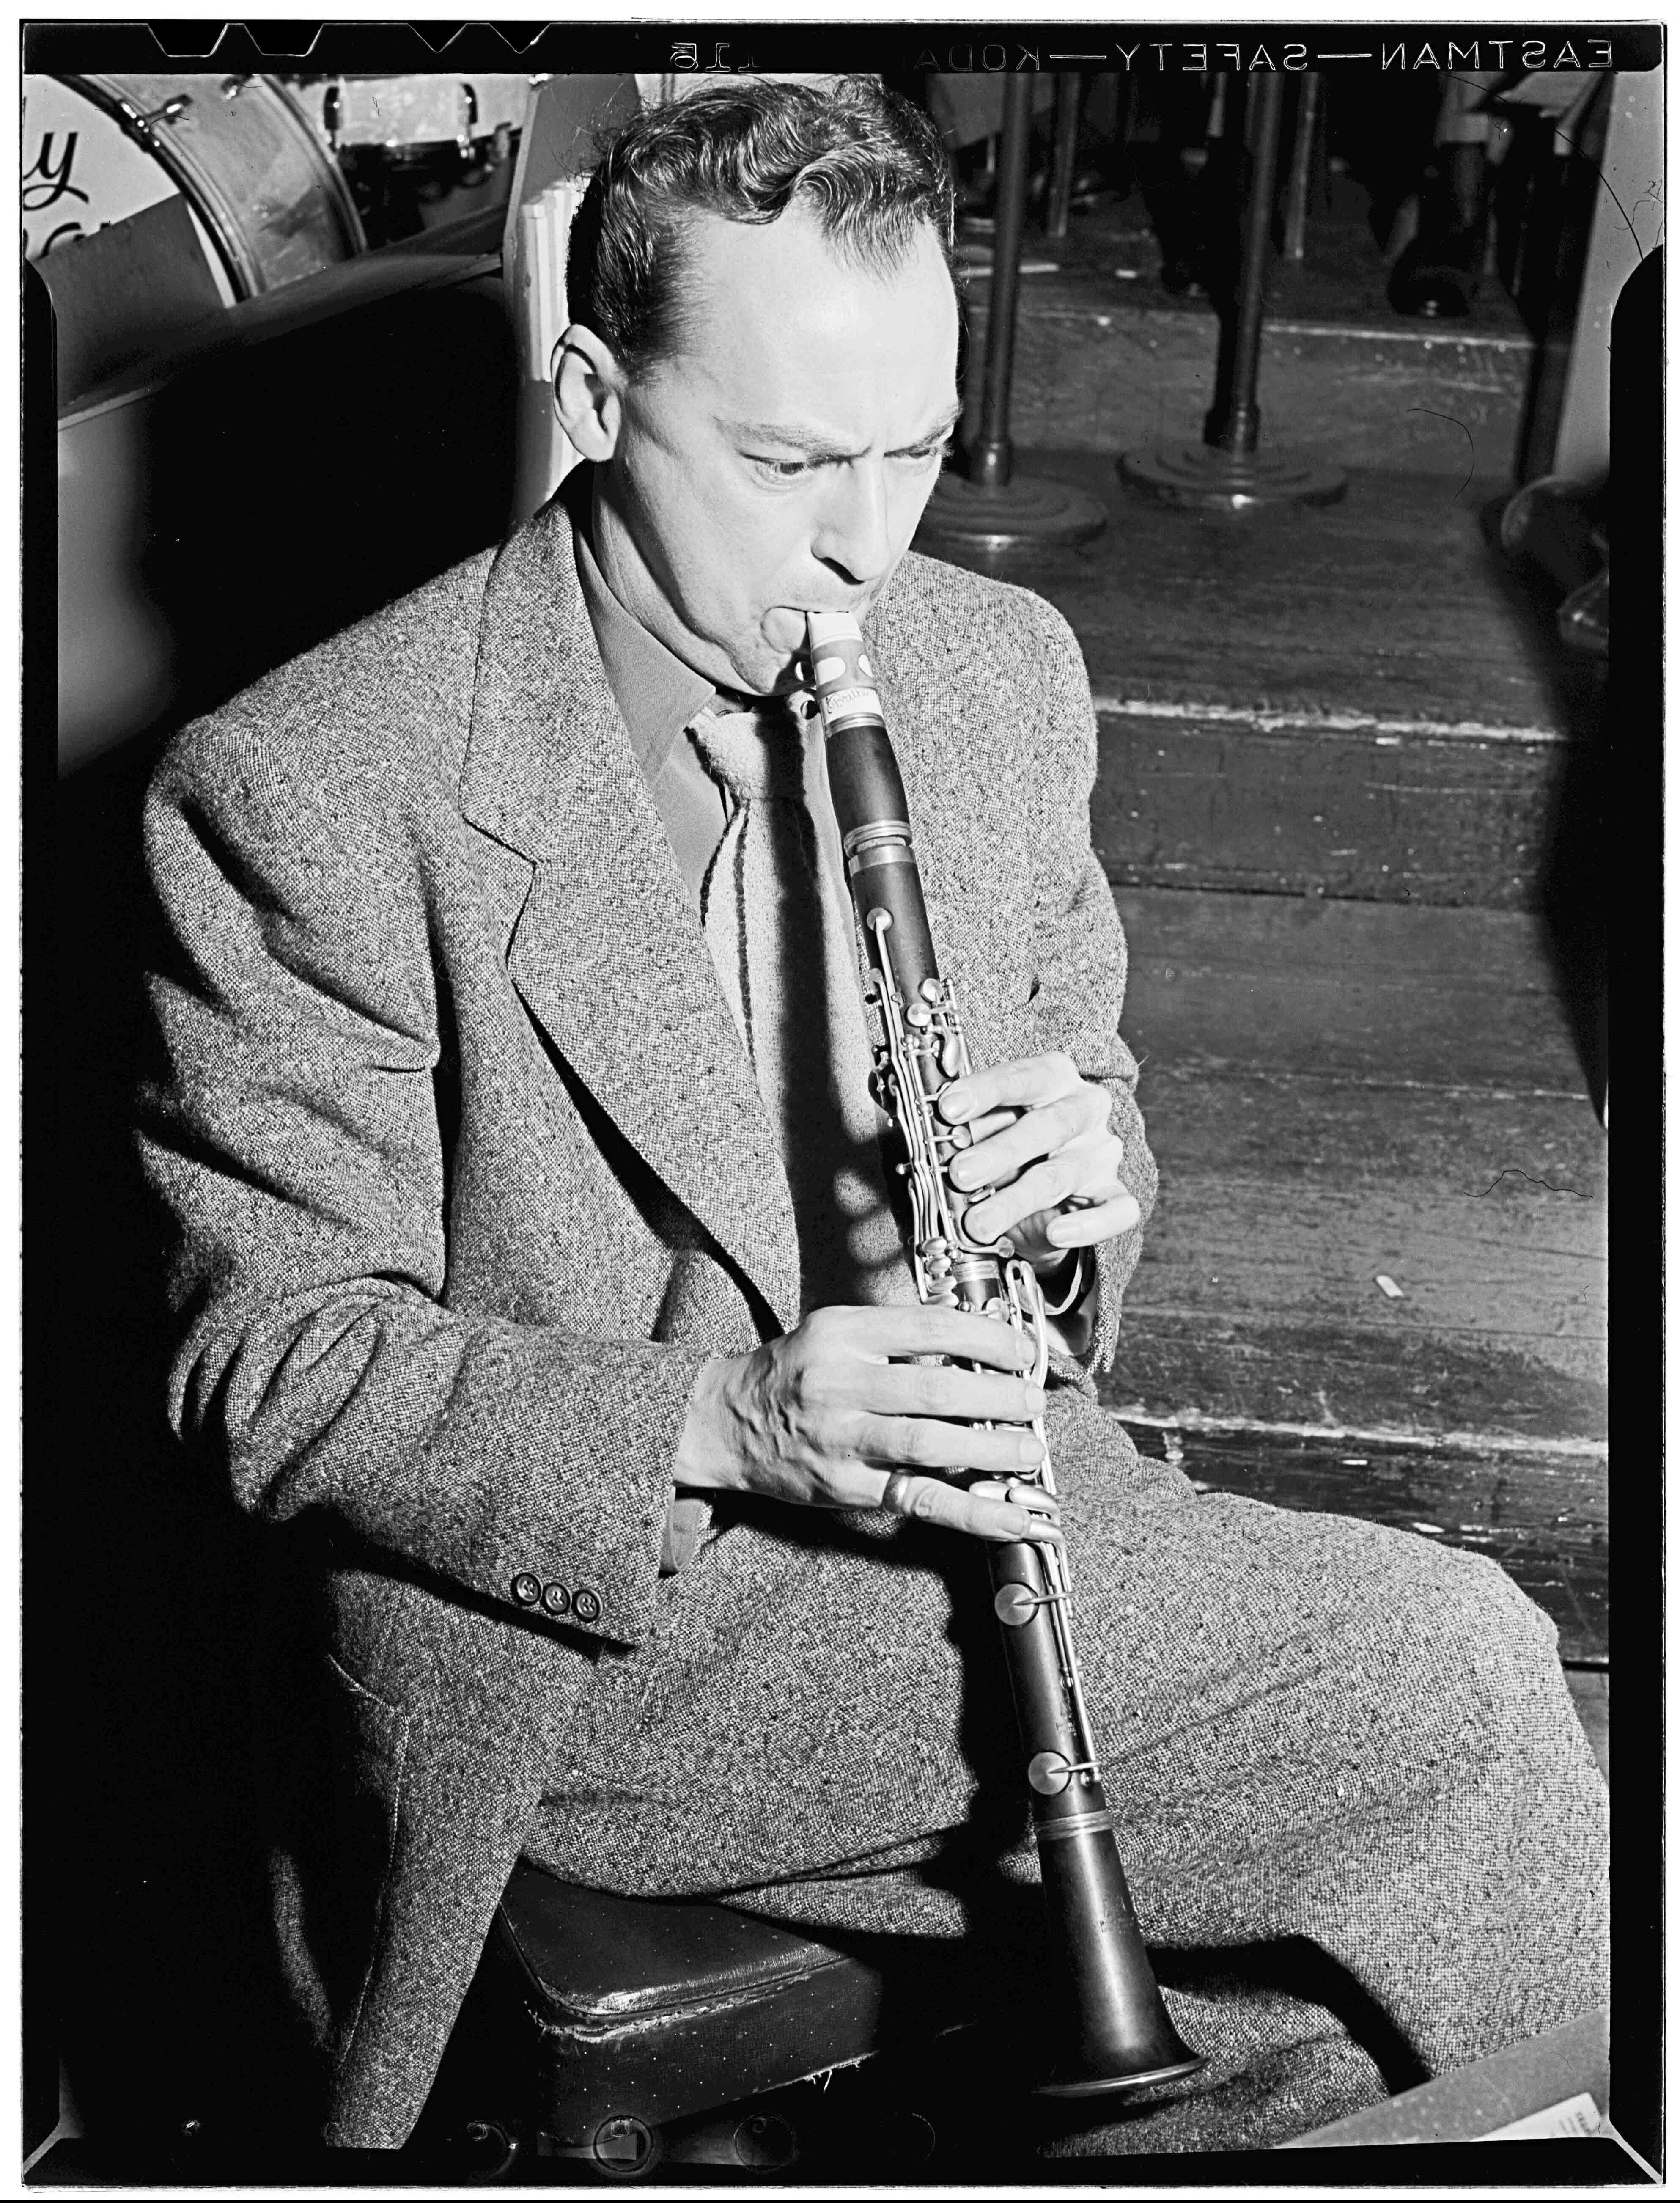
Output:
[135,93,193,135]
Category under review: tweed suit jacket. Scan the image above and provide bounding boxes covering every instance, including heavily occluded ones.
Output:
[139,488,1159,2148]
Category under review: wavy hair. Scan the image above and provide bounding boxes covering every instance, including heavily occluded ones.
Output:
[566,76,960,374]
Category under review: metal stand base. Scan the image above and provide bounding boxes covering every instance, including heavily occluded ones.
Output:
[1118,442,1347,511]
[917,470,1108,551]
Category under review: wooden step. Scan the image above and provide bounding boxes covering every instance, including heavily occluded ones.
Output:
[1094,708,1566,908]
[1118,1422,1606,1664]
[1095,887,1606,1660]
[971,286,1531,481]
[1107,888,1606,1435]
[922,463,1603,910]
[959,195,1533,480]
[1113,883,1600,1092]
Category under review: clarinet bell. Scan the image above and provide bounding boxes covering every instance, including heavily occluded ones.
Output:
[1034,1988,1205,2099]
[1029,1792,1207,2098]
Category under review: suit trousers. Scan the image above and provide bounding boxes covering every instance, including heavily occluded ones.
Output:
[523,1399,1608,2147]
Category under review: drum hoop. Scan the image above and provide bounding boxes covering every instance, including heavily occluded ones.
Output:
[63,73,366,299]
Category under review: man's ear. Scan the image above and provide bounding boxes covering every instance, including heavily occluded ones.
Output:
[555,325,626,462]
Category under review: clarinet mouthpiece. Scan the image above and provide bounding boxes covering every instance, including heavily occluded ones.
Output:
[805,612,886,736]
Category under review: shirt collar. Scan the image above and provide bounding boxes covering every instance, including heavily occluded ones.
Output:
[566,468,717,779]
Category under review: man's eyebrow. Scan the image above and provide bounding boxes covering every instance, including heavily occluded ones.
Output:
[894,406,963,450]
[726,406,962,458]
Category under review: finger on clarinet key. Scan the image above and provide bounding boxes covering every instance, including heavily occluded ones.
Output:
[865,1359,1044,1425]
[949,1113,1062,1188]
[859,1416,1045,1479]
[990,1499,1065,1545]
[940,1055,1080,1121]
[1006,1485,1060,1518]
[880,1304,1038,1370]
[935,1080,1019,1135]
[1045,1189,1141,1246]
[958,1480,1065,1543]
[873,1471,1061,1544]
[970,1475,1058,1513]
[966,1166,1071,1240]
[963,1107,1023,1144]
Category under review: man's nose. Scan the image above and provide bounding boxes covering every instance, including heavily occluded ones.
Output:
[810,460,894,586]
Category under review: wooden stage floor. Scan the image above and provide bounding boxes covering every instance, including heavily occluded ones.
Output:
[927,462,1609,1710]
[1106,884,1606,1684]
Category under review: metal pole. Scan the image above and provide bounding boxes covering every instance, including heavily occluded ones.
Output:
[1117,67,1345,509]
[1208,69,1284,455]
[916,72,1107,547]
[1045,72,1081,242]
[1283,72,1322,261]
[969,71,1032,492]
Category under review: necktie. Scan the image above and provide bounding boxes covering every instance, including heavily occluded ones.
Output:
[687,698,910,1316]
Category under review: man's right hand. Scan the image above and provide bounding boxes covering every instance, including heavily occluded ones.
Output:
[670,1304,1062,1544]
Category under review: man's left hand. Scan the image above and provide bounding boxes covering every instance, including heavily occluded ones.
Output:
[936,1053,1140,1269]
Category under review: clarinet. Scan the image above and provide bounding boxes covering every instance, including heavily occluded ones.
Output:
[806,612,1204,2098]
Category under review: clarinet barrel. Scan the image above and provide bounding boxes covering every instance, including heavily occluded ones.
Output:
[807,612,1204,2096]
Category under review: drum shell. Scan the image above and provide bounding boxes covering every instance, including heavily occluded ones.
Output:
[67,73,365,297]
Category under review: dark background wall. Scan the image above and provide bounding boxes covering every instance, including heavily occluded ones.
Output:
[30,259,519,2159]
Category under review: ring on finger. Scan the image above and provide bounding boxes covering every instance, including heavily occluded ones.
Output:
[879,1471,917,1515]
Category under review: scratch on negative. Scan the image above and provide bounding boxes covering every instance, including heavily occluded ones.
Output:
[1407,406,1475,503]
[1474,1166,1584,1198]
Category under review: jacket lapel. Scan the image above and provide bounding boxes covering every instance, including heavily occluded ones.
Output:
[458,495,802,1333]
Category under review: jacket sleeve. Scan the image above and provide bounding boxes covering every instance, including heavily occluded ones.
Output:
[138,704,706,1650]
[1014,596,1158,1381]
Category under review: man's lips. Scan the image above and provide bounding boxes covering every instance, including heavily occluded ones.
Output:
[770,599,873,633]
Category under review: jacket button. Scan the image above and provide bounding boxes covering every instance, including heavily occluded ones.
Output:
[511,1572,542,1606]
[572,1588,601,1624]
[541,1581,571,1617]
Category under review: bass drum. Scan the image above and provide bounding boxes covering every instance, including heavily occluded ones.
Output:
[58,71,365,298]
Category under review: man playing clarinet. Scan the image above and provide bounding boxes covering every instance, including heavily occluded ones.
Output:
[140,75,1608,2155]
